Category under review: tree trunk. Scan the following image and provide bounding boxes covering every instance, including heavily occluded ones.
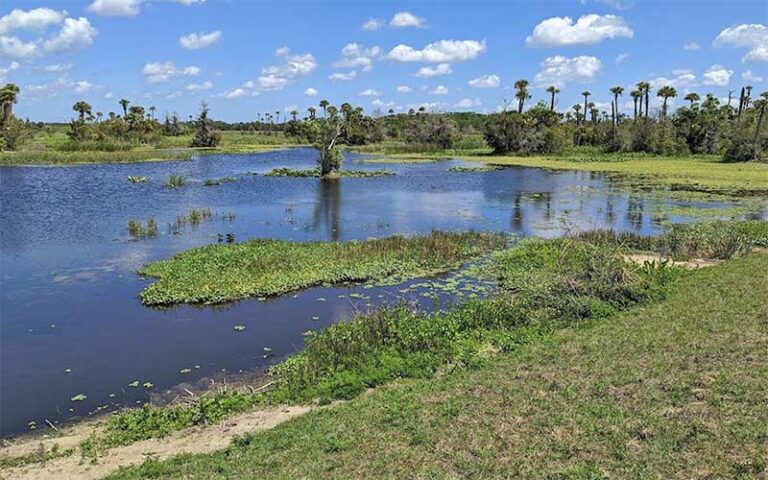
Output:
[738,87,746,117]
[645,92,649,119]
[550,92,555,111]
[611,101,616,127]
[634,98,638,120]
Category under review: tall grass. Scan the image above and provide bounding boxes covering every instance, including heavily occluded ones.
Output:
[0,150,192,166]
[164,175,186,188]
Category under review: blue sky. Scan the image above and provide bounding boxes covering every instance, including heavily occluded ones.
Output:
[2,0,767,122]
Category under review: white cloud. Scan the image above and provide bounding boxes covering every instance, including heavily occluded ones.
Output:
[43,63,72,72]
[362,18,384,31]
[428,85,449,95]
[414,63,452,78]
[390,11,425,28]
[214,87,258,99]
[714,24,768,63]
[455,97,480,108]
[42,17,97,53]
[0,36,39,58]
[468,74,500,88]
[526,14,633,47]
[649,69,697,89]
[87,0,143,17]
[179,30,221,50]
[0,60,19,82]
[257,48,317,91]
[396,85,413,93]
[186,80,212,91]
[304,87,318,96]
[142,61,200,83]
[386,39,486,63]
[592,0,635,8]
[22,75,101,99]
[742,70,763,83]
[167,0,206,4]
[333,43,381,72]
[359,88,382,97]
[73,80,102,94]
[684,42,700,51]
[329,71,356,82]
[615,53,629,64]
[533,55,601,87]
[702,64,733,86]
[0,8,65,34]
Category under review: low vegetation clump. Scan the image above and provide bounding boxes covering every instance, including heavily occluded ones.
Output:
[164,174,186,188]
[265,167,394,178]
[127,218,158,239]
[137,231,508,305]
[126,176,148,183]
[447,165,501,172]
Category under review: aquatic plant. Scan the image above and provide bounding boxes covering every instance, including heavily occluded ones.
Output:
[265,167,394,178]
[138,231,509,305]
[165,175,186,188]
[127,218,158,239]
[447,165,502,172]
[127,176,148,183]
[203,177,235,186]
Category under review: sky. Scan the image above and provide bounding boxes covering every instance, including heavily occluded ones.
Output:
[1,0,767,122]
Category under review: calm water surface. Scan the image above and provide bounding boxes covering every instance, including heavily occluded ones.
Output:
[0,148,754,436]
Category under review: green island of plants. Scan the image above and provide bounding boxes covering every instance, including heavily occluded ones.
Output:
[138,231,509,305]
[66,220,766,463]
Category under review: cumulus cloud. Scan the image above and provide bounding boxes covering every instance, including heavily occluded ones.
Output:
[0,9,97,59]
[22,75,102,99]
[185,80,212,91]
[43,63,72,72]
[214,82,260,99]
[390,11,425,28]
[533,55,601,87]
[386,39,486,63]
[179,30,221,50]
[42,17,97,53]
[414,63,452,78]
[649,69,697,89]
[0,8,65,34]
[526,14,633,47]
[742,70,763,82]
[361,18,384,31]
[615,53,629,64]
[468,74,500,88]
[702,64,733,86]
[257,47,317,91]
[428,85,449,95]
[714,24,768,63]
[396,85,412,93]
[304,87,318,96]
[87,0,143,17]
[684,42,700,51]
[329,71,356,82]
[142,61,200,83]
[333,43,381,72]
[359,88,382,97]
[455,98,481,108]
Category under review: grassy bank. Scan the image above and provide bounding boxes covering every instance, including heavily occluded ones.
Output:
[265,167,395,178]
[138,231,508,305]
[469,152,768,195]
[0,149,194,165]
[108,240,768,479]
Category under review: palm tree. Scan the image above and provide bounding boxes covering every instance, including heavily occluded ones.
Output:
[588,102,597,123]
[684,92,700,108]
[119,98,130,117]
[307,106,316,119]
[319,100,329,118]
[96,112,103,122]
[745,85,753,108]
[514,79,530,113]
[290,109,298,121]
[275,111,280,125]
[546,86,560,111]
[609,86,624,125]
[636,82,651,119]
[0,83,20,126]
[630,89,643,120]
[581,91,591,124]
[388,108,395,116]
[72,101,92,121]
[149,106,156,120]
[572,103,582,120]
[657,85,677,118]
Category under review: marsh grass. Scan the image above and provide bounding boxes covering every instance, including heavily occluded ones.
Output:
[0,150,193,165]
[447,165,502,172]
[138,231,509,305]
[203,177,235,186]
[164,175,186,188]
[127,218,158,239]
[127,176,148,183]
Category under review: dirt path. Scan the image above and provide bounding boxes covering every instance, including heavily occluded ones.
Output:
[0,405,311,480]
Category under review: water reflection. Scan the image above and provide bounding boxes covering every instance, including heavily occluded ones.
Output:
[309,179,342,241]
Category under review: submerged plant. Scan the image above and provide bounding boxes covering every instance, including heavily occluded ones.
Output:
[165,175,186,188]
[127,176,148,183]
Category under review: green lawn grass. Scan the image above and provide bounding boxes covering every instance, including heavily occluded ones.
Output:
[138,231,508,305]
[108,251,768,479]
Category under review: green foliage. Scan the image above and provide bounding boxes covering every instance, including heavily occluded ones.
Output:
[190,102,221,148]
[138,231,509,305]
[164,174,186,188]
[265,167,394,178]
[0,117,34,151]
[483,104,568,155]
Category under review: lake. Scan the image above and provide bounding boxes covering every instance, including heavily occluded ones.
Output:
[0,148,756,436]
